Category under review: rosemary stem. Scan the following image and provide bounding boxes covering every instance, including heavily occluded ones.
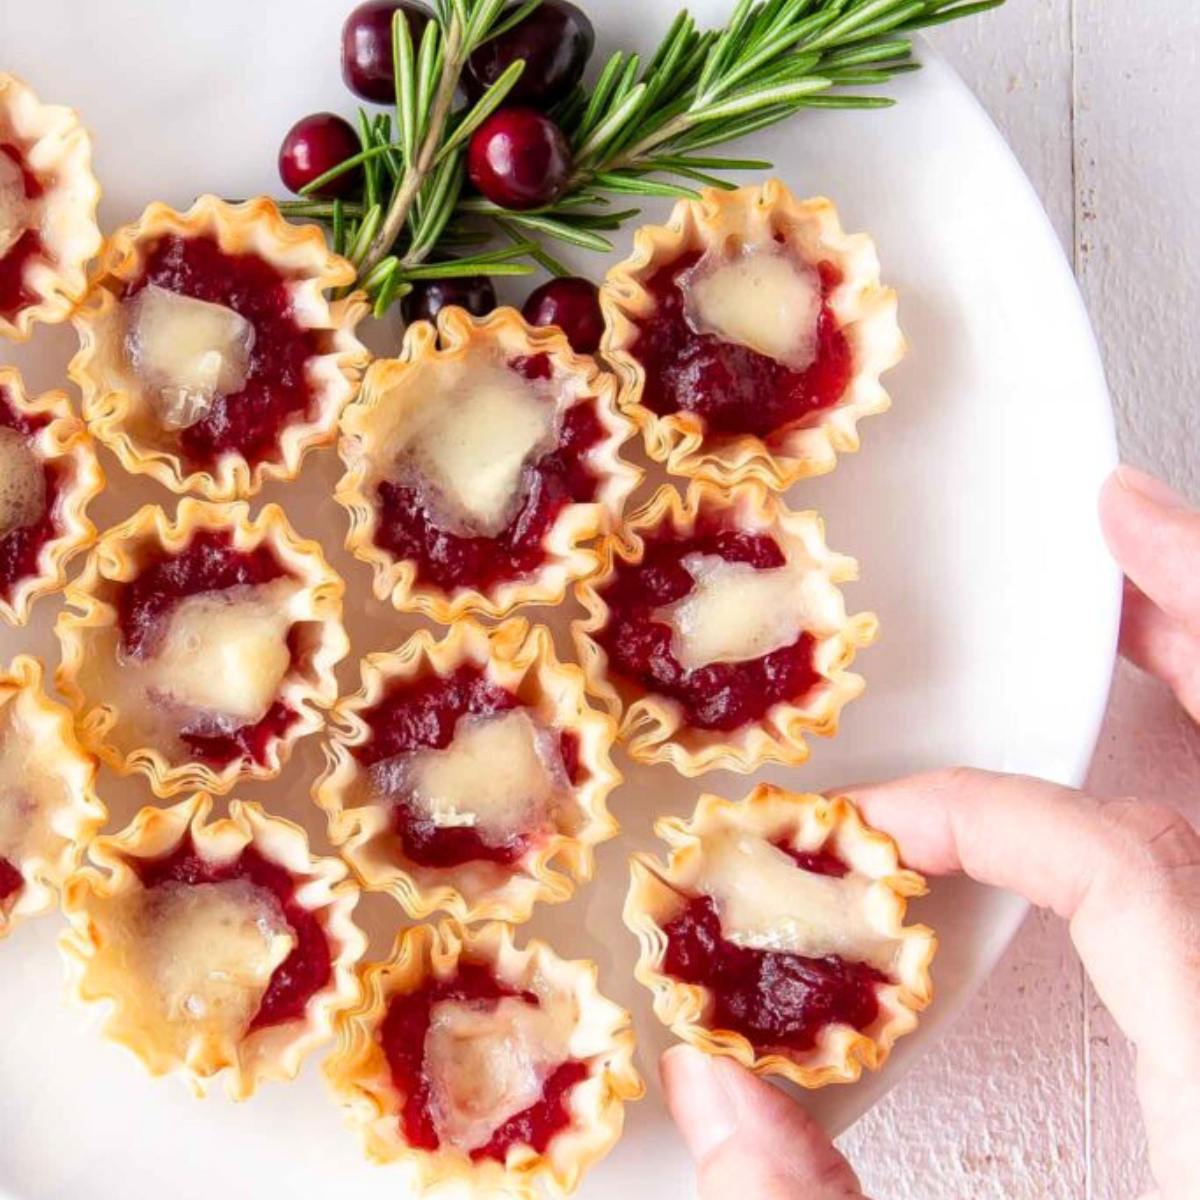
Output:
[361,16,466,275]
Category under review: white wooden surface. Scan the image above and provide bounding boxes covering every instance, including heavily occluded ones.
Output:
[839,4,1200,1197]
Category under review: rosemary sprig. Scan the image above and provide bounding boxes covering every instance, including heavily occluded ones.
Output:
[273,0,1004,314]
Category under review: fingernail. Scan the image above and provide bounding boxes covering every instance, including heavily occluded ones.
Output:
[661,1045,739,1162]
[1114,465,1188,510]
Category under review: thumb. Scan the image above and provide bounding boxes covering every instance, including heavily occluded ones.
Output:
[661,1045,867,1199]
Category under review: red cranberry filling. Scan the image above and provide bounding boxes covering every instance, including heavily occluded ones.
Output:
[353,664,583,869]
[0,855,23,902]
[775,842,848,878]
[595,525,821,731]
[133,838,332,1030]
[662,894,885,1054]
[632,251,852,439]
[0,143,47,319]
[125,234,323,471]
[380,961,585,1160]
[115,529,298,767]
[0,388,61,604]
[374,357,607,594]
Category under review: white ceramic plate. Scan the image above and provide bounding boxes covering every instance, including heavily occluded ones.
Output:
[0,3,1118,1197]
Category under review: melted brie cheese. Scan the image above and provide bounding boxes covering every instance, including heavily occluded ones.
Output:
[424,996,571,1152]
[0,151,28,259]
[141,580,296,726]
[0,707,69,860]
[697,831,896,973]
[0,427,45,539]
[126,285,256,430]
[655,552,842,671]
[681,249,822,369]
[399,363,557,537]
[140,879,294,1027]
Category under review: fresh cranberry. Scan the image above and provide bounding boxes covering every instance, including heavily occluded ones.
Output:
[465,0,595,107]
[278,113,363,199]
[522,276,603,354]
[467,108,571,211]
[342,1,434,103]
[633,252,853,437]
[400,275,497,324]
[662,895,885,1054]
[380,961,582,1158]
[132,840,332,1031]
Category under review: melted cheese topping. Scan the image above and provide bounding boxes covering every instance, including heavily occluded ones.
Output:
[125,285,256,430]
[424,995,572,1152]
[0,151,28,259]
[397,363,557,537]
[370,710,562,846]
[139,579,297,727]
[138,879,294,1029]
[681,249,822,369]
[0,706,70,862]
[655,552,842,671]
[0,427,46,539]
[696,831,897,974]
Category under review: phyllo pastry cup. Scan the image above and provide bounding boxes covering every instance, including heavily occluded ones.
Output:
[0,367,104,625]
[600,179,904,489]
[314,617,621,925]
[336,305,641,622]
[0,73,101,340]
[625,785,935,1088]
[573,480,877,775]
[56,499,348,798]
[0,655,104,938]
[70,194,369,499]
[324,920,642,1197]
[60,793,366,1098]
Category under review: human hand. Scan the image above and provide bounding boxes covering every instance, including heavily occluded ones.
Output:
[661,466,1200,1200]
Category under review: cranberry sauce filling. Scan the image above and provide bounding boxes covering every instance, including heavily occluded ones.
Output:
[354,664,583,869]
[133,838,332,1030]
[374,355,607,594]
[380,961,584,1160]
[115,529,298,767]
[775,843,848,878]
[126,234,322,470]
[632,251,852,439]
[0,143,47,319]
[0,388,60,603]
[662,894,885,1055]
[595,524,821,732]
[0,855,23,902]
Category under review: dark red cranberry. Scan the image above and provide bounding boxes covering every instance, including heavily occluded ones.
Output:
[401,275,497,324]
[342,1,434,103]
[467,108,572,211]
[523,276,603,354]
[465,0,595,107]
[278,113,363,199]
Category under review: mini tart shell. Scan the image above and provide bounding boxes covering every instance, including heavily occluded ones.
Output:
[0,74,102,341]
[572,479,877,775]
[0,367,104,625]
[69,194,370,500]
[55,499,349,798]
[600,179,905,489]
[314,617,621,925]
[0,655,104,937]
[59,793,366,1099]
[324,920,643,1198]
[336,305,642,621]
[625,785,936,1088]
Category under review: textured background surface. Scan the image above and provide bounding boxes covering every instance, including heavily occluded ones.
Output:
[839,3,1200,1197]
